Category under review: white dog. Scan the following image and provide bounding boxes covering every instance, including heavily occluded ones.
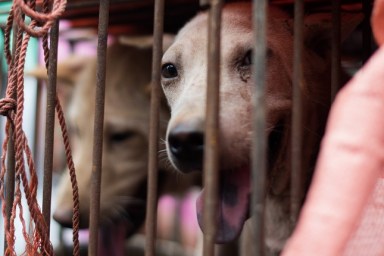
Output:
[161,2,361,254]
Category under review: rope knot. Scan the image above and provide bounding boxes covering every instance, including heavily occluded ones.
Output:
[0,98,16,116]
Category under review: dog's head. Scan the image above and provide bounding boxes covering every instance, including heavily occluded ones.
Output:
[161,2,362,243]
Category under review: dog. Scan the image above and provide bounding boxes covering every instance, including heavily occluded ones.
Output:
[47,38,201,255]
[161,2,361,254]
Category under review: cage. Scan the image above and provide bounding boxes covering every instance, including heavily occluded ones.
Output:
[0,0,378,255]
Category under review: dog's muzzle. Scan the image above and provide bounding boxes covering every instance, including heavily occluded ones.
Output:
[167,122,204,172]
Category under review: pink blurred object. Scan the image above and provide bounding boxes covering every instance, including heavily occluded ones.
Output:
[157,194,178,242]
[180,188,200,249]
[157,189,200,249]
[282,1,384,255]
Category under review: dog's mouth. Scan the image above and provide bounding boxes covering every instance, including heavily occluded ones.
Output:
[99,177,148,237]
[99,224,129,256]
[196,165,251,243]
[99,200,146,256]
[195,122,285,243]
[107,200,146,235]
[56,200,146,256]
[98,199,146,255]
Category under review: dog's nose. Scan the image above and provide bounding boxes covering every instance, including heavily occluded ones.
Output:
[53,208,74,228]
[168,123,204,172]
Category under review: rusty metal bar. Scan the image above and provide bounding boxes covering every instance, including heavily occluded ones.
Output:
[331,0,341,101]
[251,0,267,255]
[4,126,15,252]
[362,0,372,63]
[4,22,20,253]
[144,0,164,255]
[88,0,110,254]
[42,19,59,236]
[203,1,222,256]
[290,0,304,224]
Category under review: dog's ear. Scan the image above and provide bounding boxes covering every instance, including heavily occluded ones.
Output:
[26,55,90,109]
[302,12,364,59]
[26,55,90,86]
[118,34,175,53]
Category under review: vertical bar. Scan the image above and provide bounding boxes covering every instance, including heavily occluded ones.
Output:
[144,0,164,255]
[290,0,304,224]
[33,80,43,168]
[4,129,15,251]
[331,0,341,101]
[362,0,372,63]
[203,1,222,256]
[88,0,109,254]
[42,19,59,235]
[4,23,19,253]
[251,0,267,255]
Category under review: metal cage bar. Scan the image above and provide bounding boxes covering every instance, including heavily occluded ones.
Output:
[145,0,164,255]
[251,0,268,255]
[3,22,19,253]
[4,120,15,253]
[88,0,110,254]
[203,1,223,256]
[290,0,304,224]
[42,19,59,236]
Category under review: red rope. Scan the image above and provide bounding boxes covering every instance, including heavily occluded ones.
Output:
[0,0,80,255]
[55,95,80,255]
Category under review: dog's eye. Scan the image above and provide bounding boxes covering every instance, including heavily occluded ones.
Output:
[241,50,252,67]
[110,131,135,144]
[161,63,178,78]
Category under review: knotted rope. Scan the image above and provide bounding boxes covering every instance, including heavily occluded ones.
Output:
[0,0,80,255]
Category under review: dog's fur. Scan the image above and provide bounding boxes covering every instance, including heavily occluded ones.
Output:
[161,2,360,254]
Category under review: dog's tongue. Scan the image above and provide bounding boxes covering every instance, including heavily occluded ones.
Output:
[196,166,250,243]
[99,224,127,256]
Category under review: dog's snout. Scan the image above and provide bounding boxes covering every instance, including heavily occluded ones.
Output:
[168,123,204,172]
[53,208,74,229]
[169,131,204,156]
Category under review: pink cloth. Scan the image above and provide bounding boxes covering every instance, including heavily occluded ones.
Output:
[282,1,384,255]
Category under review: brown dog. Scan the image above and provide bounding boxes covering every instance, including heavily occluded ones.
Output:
[46,37,201,254]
